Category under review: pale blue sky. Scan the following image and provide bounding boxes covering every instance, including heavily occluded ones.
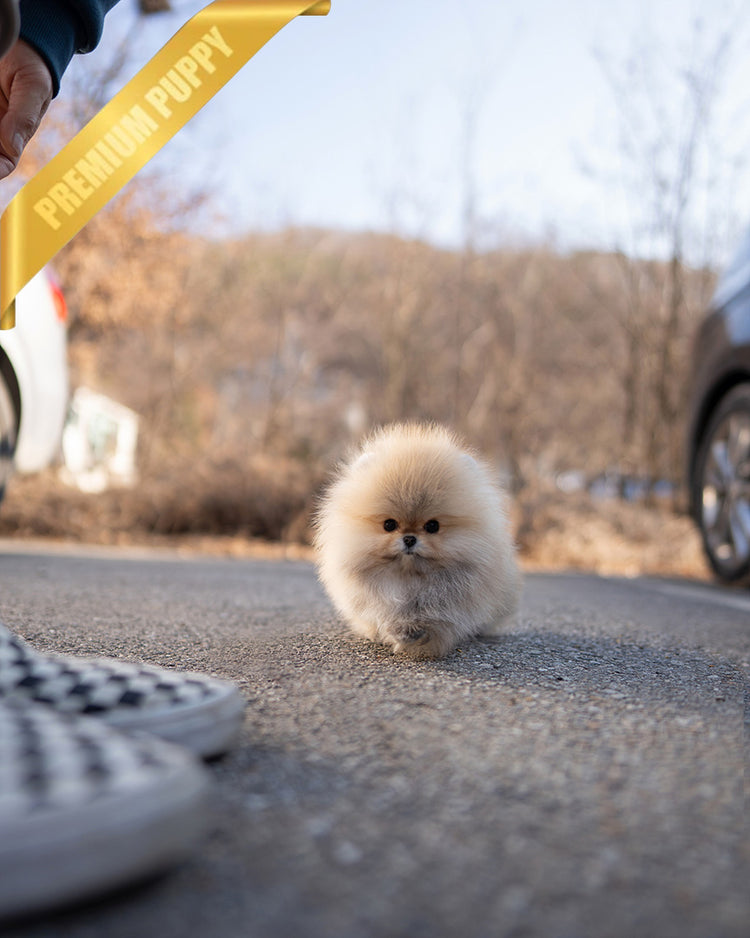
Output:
[55,0,750,259]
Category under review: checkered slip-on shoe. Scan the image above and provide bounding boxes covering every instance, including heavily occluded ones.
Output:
[0,623,245,759]
[0,696,210,921]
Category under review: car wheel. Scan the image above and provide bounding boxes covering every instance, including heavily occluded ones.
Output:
[0,367,17,503]
[694,382,750,585]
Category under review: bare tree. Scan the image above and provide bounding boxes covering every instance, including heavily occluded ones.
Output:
[592,8,748,500]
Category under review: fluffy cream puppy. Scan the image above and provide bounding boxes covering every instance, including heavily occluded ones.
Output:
[313,423,521,658]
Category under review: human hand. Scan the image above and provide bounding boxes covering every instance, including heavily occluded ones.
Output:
[0,40,52,179]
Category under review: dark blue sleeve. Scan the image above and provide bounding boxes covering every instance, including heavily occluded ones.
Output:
[18,0,122,96]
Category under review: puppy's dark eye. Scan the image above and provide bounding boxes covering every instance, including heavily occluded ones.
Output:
[424,519,440,534]
[383,519,398,532]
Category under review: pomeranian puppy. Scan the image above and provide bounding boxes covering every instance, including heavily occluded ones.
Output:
[313,423,521,658]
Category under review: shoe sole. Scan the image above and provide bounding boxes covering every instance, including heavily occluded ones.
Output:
[0,739,210,921]
[102,681,246,759]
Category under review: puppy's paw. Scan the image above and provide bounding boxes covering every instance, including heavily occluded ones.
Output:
[398,622,431,645]
[387,619,457,659]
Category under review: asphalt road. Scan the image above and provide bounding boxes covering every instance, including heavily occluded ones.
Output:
[1,541,748,938]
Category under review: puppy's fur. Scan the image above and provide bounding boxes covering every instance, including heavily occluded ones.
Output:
[313,423,520,658]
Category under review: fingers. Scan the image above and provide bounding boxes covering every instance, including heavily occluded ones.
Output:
[0,40,53,180]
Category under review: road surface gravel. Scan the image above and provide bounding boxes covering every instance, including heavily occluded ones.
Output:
[0,541,747,938]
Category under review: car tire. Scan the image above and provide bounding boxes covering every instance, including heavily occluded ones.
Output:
[0,367,18,504]
[693,382,750,585]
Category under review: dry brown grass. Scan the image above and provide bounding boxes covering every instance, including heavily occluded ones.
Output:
[514,488,708,580]
[0,470,709,581]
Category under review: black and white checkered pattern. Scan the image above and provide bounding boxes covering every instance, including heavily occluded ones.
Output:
[0,623,213,715]
[0,696,210,919]
[0,696,187,814]
[0,623,245,757]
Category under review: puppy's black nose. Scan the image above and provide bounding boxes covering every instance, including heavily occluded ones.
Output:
[402,535,417,549]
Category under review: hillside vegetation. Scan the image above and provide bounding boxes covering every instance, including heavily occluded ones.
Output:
[0,201,711,578]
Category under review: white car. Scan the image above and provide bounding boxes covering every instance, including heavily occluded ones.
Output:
[0,269,69,500]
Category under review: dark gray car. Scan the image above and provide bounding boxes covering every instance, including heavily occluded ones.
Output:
[687,228,750,584]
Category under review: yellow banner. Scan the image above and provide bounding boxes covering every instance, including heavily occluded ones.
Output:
[0,0,330,330]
